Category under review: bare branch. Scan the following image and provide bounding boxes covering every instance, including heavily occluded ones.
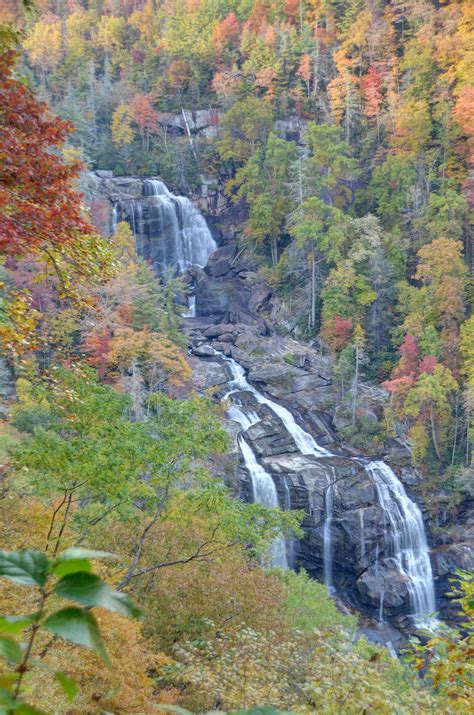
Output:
[127,538,238,582]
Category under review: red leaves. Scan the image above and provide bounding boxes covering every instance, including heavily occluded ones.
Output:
[323,316,353,351]
[361,66,383,122]
[385,334,439,394]
[419,355,438,375]
[0,43,92,256]
[130,94,159,135]
[397,334,419,377]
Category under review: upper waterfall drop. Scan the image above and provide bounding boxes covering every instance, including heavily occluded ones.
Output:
[113,178,217,274]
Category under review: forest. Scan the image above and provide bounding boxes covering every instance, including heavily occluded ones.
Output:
[0,0,473,712]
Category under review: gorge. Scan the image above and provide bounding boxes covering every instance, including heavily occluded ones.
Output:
[86,171,470,639]
[3,4,474,707]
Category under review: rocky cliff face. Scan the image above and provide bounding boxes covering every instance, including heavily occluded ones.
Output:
[83,172,474,633]
[81,170,229,239]
[187,319,474,631]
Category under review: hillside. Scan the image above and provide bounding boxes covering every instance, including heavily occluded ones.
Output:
[0,1,473,713]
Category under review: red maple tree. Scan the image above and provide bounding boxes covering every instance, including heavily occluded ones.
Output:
[0,34,92,256]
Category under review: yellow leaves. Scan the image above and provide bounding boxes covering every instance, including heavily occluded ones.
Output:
[96,14,126,54]
[435,1,474,89]
[393,99,432,156]
[65,9,95,66]
[129,1,157,44]
[112,104,135,147]
[62,145,85,167]
[44,231,119,304]
[409,422,429,466]
[0,289,41,358]
[23,17,62,75]
[106,326,191,390]
[409,575,474,710]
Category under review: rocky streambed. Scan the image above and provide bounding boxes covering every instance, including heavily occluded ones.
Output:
[186,317,473,633]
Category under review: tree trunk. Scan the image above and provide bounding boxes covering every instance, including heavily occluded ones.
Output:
[451,395,459,465]
[271,235,278,267]
[88,60,97,141]
[352,344,359,427]
[312,31,320,99]
[466,408,471,467]
[345,72,351,144]
[310,248,316,329]
[41,63,47,93]
[181,107,198,162]
[429,403,442,461]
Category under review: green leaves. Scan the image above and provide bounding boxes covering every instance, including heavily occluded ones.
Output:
[44,608,110,665]
[0,544,140,711]
[57,547,116,561]
[0,550,50,586]
[54,559,92,577]
[54,572,141,618]
[0,636,23,664]
[0,615,36,635]
[54,671,78,702]
[54,547,116,577]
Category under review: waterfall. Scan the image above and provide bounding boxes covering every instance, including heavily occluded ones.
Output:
[113,178,216,275]
[220,355,437,626]
[359,510,366,559]
[283,476,295,568]
[182,296,196,318]
[111,203,118,234]
[226,396,287,568]
[224,357,330,457]
[379,591,385,624]
[366,461,437,628]
[324,477,335,594]
[238,437,288,568]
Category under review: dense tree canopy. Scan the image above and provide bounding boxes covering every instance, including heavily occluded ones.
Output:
[0,3,473,712]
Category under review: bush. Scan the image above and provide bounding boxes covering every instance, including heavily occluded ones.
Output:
[11,406,55,434]
[277,568,357,632]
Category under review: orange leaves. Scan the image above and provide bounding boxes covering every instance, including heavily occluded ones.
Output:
[104,325,191,391]
[361,66,383,122]
[297,54,312,84]
[453,85,474,164]
[130,94,159,137]
[212,12,240,52]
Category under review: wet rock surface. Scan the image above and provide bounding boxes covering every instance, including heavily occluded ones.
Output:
[185,319,473,629]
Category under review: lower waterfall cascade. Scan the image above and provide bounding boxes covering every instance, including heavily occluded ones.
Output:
[367,461,437,628]
[221,354,438,629]
[238,436,288,569]
[323,473,335,595]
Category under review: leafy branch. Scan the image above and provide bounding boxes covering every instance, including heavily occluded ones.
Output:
[0,547,140,714]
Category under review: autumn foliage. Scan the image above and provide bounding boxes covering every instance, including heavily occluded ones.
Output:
[0,34,91,256]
